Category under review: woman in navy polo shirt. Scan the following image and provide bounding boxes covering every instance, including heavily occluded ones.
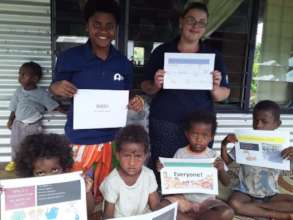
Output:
[49,0,143,204]
[141,2,230,170]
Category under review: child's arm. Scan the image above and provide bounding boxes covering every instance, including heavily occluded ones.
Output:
[281,146,293,160]
[84,176,95,218]
[156,160,163,172]
[148,191,161,211]
[53,105,67,114]
[6,111,15,129]
[103,201,115,219]
[214,158,230,186]
[221,134,237,165]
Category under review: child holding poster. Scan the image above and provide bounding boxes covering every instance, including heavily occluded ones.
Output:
[161,111,234,220]
[221,100,293,219]
[14,133,98,220]
[99,125,161,218]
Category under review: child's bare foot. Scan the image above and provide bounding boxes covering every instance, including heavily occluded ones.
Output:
[191,202,200,213]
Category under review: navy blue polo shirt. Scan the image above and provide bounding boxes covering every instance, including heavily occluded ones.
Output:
[144,38,229,123]
[53,41,133,144]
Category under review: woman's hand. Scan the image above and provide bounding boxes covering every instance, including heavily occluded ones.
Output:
[128,95,144,112]
[212,70,222,87]
[154,69,165,90]
[49,80,77,98]
[211,70,230,102]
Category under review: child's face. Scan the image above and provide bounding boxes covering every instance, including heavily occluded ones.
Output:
[253,110,280,130]
[18,67,38,90]
[87,12,116,50]
[116,143,147,177]
[185,122,213,153]
[33,157,63,177]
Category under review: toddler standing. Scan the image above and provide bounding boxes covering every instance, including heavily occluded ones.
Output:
[5,62,61,172]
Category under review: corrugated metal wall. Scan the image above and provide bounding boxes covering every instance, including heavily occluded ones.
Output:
[0,0,65,162]
[213,113,293,150]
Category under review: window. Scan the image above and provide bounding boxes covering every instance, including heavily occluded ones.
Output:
[53,0,293,112]
[251,0,293,110]
[53,0,87,56]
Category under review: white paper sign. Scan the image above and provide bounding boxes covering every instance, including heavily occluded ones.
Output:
[109,203,177,220]
[0,172,87,220]
[163,53,215,90]
[73,89,129,129]
[159,158,218,195]
[235,129,290,170]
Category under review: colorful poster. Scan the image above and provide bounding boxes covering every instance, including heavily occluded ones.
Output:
[109,203,177,220]
[163,53,215,90]
[0,172,87,220]
[235,129,290,170]
[159,158,218,195]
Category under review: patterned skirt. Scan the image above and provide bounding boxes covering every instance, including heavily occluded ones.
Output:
[71,142,112,203]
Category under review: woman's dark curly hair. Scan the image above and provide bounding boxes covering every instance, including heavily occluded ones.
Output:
[15,133,74,177]
[115,124,149,153]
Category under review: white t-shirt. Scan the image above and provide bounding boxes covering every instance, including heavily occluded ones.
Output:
[99,166,158,217]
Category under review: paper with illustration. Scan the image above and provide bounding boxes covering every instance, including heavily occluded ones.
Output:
[159,157,218,195]
[108,203,177,220]
[163,53,215,90]
[235,129,290,170]
[73,89,129,129]
[0,172,87,220]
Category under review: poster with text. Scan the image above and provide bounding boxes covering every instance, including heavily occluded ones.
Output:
[0,172,87,220]
[163,53,215,90]
[159,158,218,195]
[235,129,290,170]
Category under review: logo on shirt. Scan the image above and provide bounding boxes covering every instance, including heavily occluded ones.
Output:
[113,73,124,81]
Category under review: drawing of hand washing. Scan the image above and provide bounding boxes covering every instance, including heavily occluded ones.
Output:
[244,150,256,161]
[45,207,59,220]
[196,176,213,189]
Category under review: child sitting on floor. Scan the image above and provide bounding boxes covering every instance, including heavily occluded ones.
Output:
[161,111,234,220]
[14,133,97,220]
[99,124,160,218]
[221,100,293,219]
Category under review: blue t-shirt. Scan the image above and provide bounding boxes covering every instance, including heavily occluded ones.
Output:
[53,41,133,144]
[144,38,229,123]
